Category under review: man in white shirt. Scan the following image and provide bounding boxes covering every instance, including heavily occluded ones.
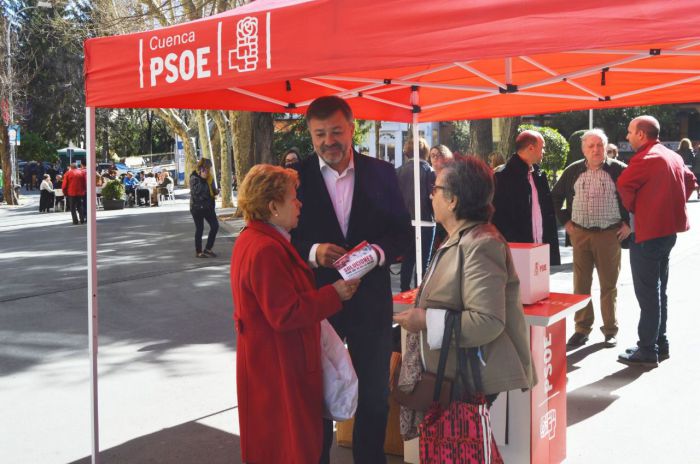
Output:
[292,96,411,464]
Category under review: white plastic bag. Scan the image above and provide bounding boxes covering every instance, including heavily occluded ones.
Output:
[320,319,358,421]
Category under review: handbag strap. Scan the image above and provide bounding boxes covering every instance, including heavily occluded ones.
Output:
[432,309,488,403]
[431,310,457,402]
[453,311,485,396]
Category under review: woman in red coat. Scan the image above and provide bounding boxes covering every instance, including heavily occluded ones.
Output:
[231,164,359,463]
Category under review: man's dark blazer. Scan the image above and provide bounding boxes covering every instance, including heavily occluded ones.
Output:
[492,153,561,266]
[292,151,412,332]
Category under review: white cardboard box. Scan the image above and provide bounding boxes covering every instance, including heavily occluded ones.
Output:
[508,243,550,304]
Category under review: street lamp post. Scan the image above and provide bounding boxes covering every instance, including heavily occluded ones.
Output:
[4,1,52,191]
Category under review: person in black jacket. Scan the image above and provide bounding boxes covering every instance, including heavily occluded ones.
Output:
[492,130,561,266]
[291,96,411,464]
[396,137,435,291]
[190,158,219,258]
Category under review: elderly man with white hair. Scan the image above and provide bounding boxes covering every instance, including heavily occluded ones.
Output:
[552,128,631,349]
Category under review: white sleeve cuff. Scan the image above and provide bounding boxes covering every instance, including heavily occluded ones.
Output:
[371,244,386,267]
[426,309,447,350]
[308,243,320,268]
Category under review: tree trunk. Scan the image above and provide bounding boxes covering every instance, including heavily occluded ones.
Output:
[230,111,274,188]
[231,111,253,189]
[146,110,154,154]
[495,116,521,158]
[155,108,197,186]
[210,110,233,208]
[2,123,18,205]
[374,121,381,159]
[469,119,493,160]
[195,110,212,159]
[252,112,274,165]
[196,110,217,188]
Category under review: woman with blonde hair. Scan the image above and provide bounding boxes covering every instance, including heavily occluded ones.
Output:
[231,164,359,463]
[190,158,219,257]
[429,144,453,175]
[677,138,695,167]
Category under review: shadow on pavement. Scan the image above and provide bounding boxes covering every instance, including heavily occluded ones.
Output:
[68,421,242,464]
[567,365,649,427]
[566,342,607,373]
[66,420,404,464]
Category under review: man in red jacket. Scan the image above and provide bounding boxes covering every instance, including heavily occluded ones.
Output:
[61,163,87,225]
[617,116,697,367]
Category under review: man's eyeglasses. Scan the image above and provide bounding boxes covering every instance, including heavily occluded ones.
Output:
[431,185,449,195]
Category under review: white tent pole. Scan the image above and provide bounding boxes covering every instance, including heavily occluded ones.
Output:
[86,106,100,464]
[411,88,423,286]
[589,109,593,129]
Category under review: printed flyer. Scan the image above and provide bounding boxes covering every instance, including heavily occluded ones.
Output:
[333,241,378,280]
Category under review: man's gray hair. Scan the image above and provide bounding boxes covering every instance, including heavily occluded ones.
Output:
[581,128,608,148]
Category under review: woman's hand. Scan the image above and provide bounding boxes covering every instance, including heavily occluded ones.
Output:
[332,278,361,301]
[393,307,427,333]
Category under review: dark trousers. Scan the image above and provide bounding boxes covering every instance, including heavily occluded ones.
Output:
[191,207,219,253]
[69,196,85,224]
[39,190,55,212]
[137,189,150,205]
[400,226,434,292]
[629,233,676,354]
[320,324,392,464]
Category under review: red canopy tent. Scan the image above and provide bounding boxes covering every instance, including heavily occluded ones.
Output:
[83,0,700,461]
[86,0,700,120]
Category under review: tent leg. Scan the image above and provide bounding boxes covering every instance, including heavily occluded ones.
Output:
[411,90,423,286]
[86,106,100,464]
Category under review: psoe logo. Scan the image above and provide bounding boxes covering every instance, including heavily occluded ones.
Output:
[539,409,557,440]
[533,261,548,276]
[229,16,258,73]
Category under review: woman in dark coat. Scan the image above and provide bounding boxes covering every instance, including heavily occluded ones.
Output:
[231,164,358,463]
[39,174,55,212]
[189,158,219,258]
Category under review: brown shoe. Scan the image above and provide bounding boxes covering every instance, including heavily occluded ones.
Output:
[566,332,589,348]
[603,335,618,348]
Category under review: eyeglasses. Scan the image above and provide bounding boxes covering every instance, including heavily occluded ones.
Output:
[431,184,449,195]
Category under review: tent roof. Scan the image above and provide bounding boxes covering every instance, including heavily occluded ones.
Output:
[57,147,87,154]
[84,0,700,121]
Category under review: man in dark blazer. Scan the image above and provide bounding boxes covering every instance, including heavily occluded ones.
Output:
[492,130,561,266]
[292,96,412,464]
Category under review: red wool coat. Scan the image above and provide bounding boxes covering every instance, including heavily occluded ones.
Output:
[617,141,696,243]
[231,220,342,464]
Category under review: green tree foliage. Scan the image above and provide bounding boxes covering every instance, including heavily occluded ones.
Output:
[16,131,58,162]
[272,115,374,164]
[549,105,682,144]
[445,120,471,154]
[107,109,173,159]
[16,0,92,149]
[518,124,569,185]
[565,130,586,167]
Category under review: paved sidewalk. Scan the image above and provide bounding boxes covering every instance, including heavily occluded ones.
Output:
[1,190,699,463]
